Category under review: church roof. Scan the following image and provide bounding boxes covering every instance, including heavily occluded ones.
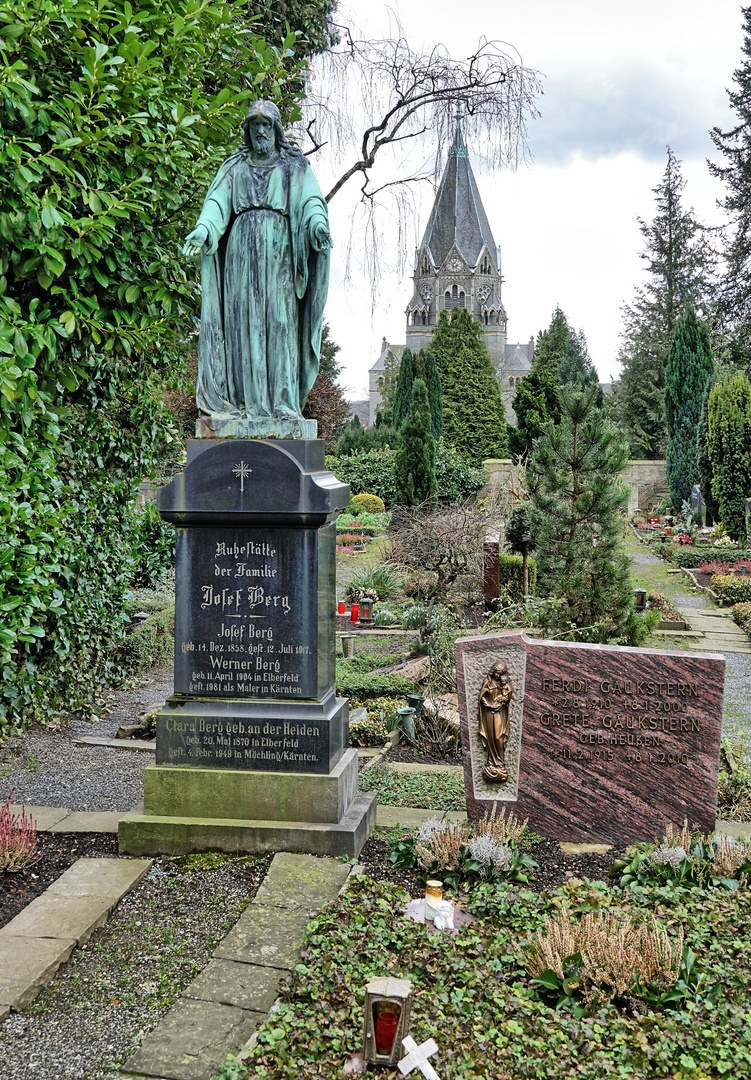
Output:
[504,342,533,370]
[369,341,405,374]
[419,111,498,271]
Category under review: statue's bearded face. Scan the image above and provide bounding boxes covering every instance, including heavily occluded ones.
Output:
[248,116,275,157]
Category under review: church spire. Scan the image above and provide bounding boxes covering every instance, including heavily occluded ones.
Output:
[417,106,497,270]
[451,102,468,159]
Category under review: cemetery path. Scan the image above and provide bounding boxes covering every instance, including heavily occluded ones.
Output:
[627,535,751,747]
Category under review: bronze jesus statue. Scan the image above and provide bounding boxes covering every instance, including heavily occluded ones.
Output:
[183,100,332,436]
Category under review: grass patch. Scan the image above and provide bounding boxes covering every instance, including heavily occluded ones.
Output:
[358,763,465,810]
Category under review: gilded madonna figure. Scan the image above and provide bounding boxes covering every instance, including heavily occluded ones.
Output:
[478,661,512,783]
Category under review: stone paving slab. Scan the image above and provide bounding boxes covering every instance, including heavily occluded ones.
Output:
[184,958,283,1012]
[45,857,152,898]
[0,935,77,1011]
[8,804,70,830]
[73,735,156,752]
[0,857,150,1014]
[50,810,133,833]
[214,904,314,970]
[1,893,115,945]
[123,998,264,1080]
[376,806,467,828]
[251,851,350,911]
[389,761,462,774]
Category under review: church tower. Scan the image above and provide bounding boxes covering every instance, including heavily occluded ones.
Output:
[405,108,508,366]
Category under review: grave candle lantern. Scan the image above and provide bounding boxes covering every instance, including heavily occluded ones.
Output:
[424,880,443,922]
[363,976,413,1066]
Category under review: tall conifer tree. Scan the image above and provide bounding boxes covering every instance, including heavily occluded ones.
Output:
[431,308,508,465]
[615,149,714,458]
[510,307,570,460]
[707,371,751,540]
[416,346,443,439]
[394,379,437,505]
[710,6,751,367]
[391,347,416,430]
[664,305,714,508]
[527,385,634,643]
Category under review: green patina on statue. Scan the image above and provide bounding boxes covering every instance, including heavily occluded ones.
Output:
[183,100,332,437]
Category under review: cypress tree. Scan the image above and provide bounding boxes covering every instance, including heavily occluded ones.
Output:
[664,305,714,508]
[510,307,570,460]
[696,369,722,524]
[431,308,508,466]
[416,346,443,439]
[707,371,751,540]
[527,384,635,643]
[391,347,415,430]
[394,379,437,505]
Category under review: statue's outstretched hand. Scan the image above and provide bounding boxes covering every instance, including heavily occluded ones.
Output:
[311,221,332,252]
[183,225,208,257]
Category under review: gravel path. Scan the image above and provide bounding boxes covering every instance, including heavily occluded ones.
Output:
[0,664,172,812]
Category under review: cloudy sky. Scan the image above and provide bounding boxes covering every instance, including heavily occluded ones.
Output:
[309,0,746,398]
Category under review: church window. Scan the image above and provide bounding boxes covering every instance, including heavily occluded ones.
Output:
[378,377,384,389]
[483,311,489,325]
[480,254,492,274]
[458,290,465,307]
[421,311,427,325]
[421,254,430,275]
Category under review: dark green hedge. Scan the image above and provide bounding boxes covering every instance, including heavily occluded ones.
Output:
[498,553,537,599]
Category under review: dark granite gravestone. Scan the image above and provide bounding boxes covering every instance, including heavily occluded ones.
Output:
[455,630,724,844]
[119,439,375,858]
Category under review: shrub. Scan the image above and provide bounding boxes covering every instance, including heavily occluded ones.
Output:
[336,671,415,702]
[327,443,485,509]
[350,493,385,515]
[698,559,731,575]
[610,819,751,889]
[343,563,403,603]
[711,574,751,604]
[130,502,175,587]
[498,553,537,599]
[0,793,40,872]
[733,601,751,639]
[348,713,389,747]
[672,547,712,568]
[120,606,175,672]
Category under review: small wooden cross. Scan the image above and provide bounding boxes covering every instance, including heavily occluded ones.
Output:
[398,1036,440,1080]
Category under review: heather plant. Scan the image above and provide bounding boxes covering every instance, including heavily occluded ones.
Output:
[611,820,751,889]
[522,910,684,1012]
[698,559,732,574]
[0,793,40,872]
[389,806,536,887]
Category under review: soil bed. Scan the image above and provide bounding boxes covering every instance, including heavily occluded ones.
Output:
[0,832,118,930]
[386,743,463,767]
[357,835,626,897]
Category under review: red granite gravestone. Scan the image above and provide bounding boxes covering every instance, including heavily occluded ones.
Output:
[455,630,725,844]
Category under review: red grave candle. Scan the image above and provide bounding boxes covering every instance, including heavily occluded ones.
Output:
[374,1005,399,1054]
[350,603,359,623]
[338,602,346,614]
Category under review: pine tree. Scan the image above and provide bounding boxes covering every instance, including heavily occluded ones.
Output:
[509,307,570,460]
[664,305,714,509]
[615,148,714,458]
[391,347,416,430]
[318,322,343,382]
[707,371,751,540]
[558,328,603,403]
[431,308,508,466]
[302,322,348,451]
[528,384,635,643]
[710,7,751,367]
[394,379,437,505]
[416,346,443,439]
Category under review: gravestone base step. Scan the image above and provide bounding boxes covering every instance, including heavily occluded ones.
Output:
[141,747,359,824]
[117,792,375,859]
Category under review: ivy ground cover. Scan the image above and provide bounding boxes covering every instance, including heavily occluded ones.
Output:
[222,875,751,1080]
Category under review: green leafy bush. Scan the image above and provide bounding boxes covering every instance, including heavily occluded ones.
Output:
[350,493,385,514]
[120,606,175,672]
[130,502,175,587]
[711,574,751,604]
[733,601,751,640]
[326,442,485,508]
[348,714,388,747]
[0,0,305,732]
[336,672,415,702]
[498,553,537,599]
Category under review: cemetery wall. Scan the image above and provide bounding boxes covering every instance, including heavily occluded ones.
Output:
[482,459,669,515]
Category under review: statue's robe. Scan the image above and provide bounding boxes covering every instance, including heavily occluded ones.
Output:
[194,148,329,419]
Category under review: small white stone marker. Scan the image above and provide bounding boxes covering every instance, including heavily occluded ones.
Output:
[398,1036,440,1080]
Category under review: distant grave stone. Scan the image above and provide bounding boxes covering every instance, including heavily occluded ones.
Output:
[455,630,724,843]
